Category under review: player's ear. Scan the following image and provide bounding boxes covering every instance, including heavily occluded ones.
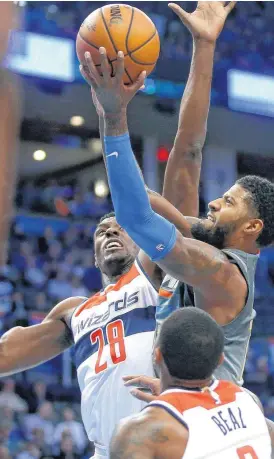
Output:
[218,352,225,366]
[244,218,263,238]
[154,347,163,364]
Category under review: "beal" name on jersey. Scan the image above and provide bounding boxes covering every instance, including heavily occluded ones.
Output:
[75,291,140,336]
[211,406,247,436]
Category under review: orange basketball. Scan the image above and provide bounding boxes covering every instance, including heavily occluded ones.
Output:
[76,4,160,84]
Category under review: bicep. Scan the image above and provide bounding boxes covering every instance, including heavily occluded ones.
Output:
[157,230,244,299]
[0,320,68,377]
[0,296,82,377]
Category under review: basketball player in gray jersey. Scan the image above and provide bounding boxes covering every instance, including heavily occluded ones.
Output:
[83,0,274,451]
[87,1,268,387]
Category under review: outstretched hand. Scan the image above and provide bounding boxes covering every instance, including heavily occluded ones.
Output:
[80,48,146,115]
[123,375,161,403]
[169,1,236,44]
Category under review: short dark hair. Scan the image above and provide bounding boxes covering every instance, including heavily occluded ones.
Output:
[99,211,116,224]
[158,308,224,380]
[237,175,274,247]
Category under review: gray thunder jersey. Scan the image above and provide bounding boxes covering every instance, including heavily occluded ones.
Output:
[157,248,258,386]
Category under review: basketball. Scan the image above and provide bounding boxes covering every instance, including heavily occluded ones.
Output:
[76,4,160,84]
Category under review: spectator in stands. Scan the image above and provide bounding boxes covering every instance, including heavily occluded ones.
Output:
[82,252,102,293]
[22,402,55,447]
[23,380,50,414]
[34,292,51,312]
[0,406,25,454]
[0,379,28,413]
[53,431,81,459]
[38,226,56,255]
[0,446,11,459]
[31,427,53,456]
[0,419,13,451]
[53,407,87,454]
[0,271,14,330]
[47,269,72,301]
[15,442,41,459]
[70,275,89,298]
[24,256,47,289]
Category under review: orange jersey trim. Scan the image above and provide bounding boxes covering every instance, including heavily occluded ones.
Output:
[75,263,140,317]
[158,288,173,299]
[158,381,243,413]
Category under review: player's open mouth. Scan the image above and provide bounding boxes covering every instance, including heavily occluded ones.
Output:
[105,240,124,251]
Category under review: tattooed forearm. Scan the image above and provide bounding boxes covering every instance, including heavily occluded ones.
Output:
[104,110,128,137]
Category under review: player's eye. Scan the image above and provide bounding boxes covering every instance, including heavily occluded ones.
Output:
[225,196,232,205]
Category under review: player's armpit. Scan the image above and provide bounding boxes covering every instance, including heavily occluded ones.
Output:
[0,296,84,377]
[110,407,187,459]
[157,229,247,301]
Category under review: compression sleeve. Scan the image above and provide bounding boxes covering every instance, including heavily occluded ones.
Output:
[104,133,176,261]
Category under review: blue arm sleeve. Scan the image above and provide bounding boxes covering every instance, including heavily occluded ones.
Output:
[104,133,176,261]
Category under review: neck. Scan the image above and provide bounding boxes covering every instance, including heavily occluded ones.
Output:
[102,258,133,288]
[161,375,214,392]
[225,235,259,255]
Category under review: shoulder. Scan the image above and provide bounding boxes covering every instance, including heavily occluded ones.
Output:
[44,296,88,324]
[110,407,188,459]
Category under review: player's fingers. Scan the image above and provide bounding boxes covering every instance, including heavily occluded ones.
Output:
[99,47,111,82]
[115,51,125,83]
[79,65,98,89]
[225,1,237,14]
[123,376,150,387]
[130,71,146,94]
[122,375,140,382]
[129,388,158,403]
[168,3,190,26]
[84,52,100,86]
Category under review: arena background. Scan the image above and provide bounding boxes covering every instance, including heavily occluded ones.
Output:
[1,1,274,458]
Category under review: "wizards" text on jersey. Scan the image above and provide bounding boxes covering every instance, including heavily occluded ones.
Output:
[74,291,140,336]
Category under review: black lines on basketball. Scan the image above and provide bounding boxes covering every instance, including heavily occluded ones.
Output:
[78,33,100,50]
[129,28,158,65]
[100,7,118,55]
[124,68,133,85]
[125,7,134,55]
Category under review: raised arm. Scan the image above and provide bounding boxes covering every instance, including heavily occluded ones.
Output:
[0,296,84,377]
[90,91,194,238]
[163,2,235,216]
[81,48,245,307]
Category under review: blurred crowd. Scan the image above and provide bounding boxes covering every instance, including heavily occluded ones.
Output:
[16,179,112,219]
[0,220,102,335]
[21,1,274,74]
[0,378,94,458]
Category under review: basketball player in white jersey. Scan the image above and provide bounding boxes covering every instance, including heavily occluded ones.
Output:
[110,308,271,459]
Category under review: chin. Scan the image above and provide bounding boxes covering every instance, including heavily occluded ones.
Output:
[191,219,229,250]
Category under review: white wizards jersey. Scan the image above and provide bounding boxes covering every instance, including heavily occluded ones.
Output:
[70,260,158,451]
[149,380,271,459]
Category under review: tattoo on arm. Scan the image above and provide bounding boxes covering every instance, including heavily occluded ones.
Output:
[110,422,169,459]
[104,111,128,137]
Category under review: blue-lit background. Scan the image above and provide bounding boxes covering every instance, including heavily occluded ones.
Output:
[1,2,274,458]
